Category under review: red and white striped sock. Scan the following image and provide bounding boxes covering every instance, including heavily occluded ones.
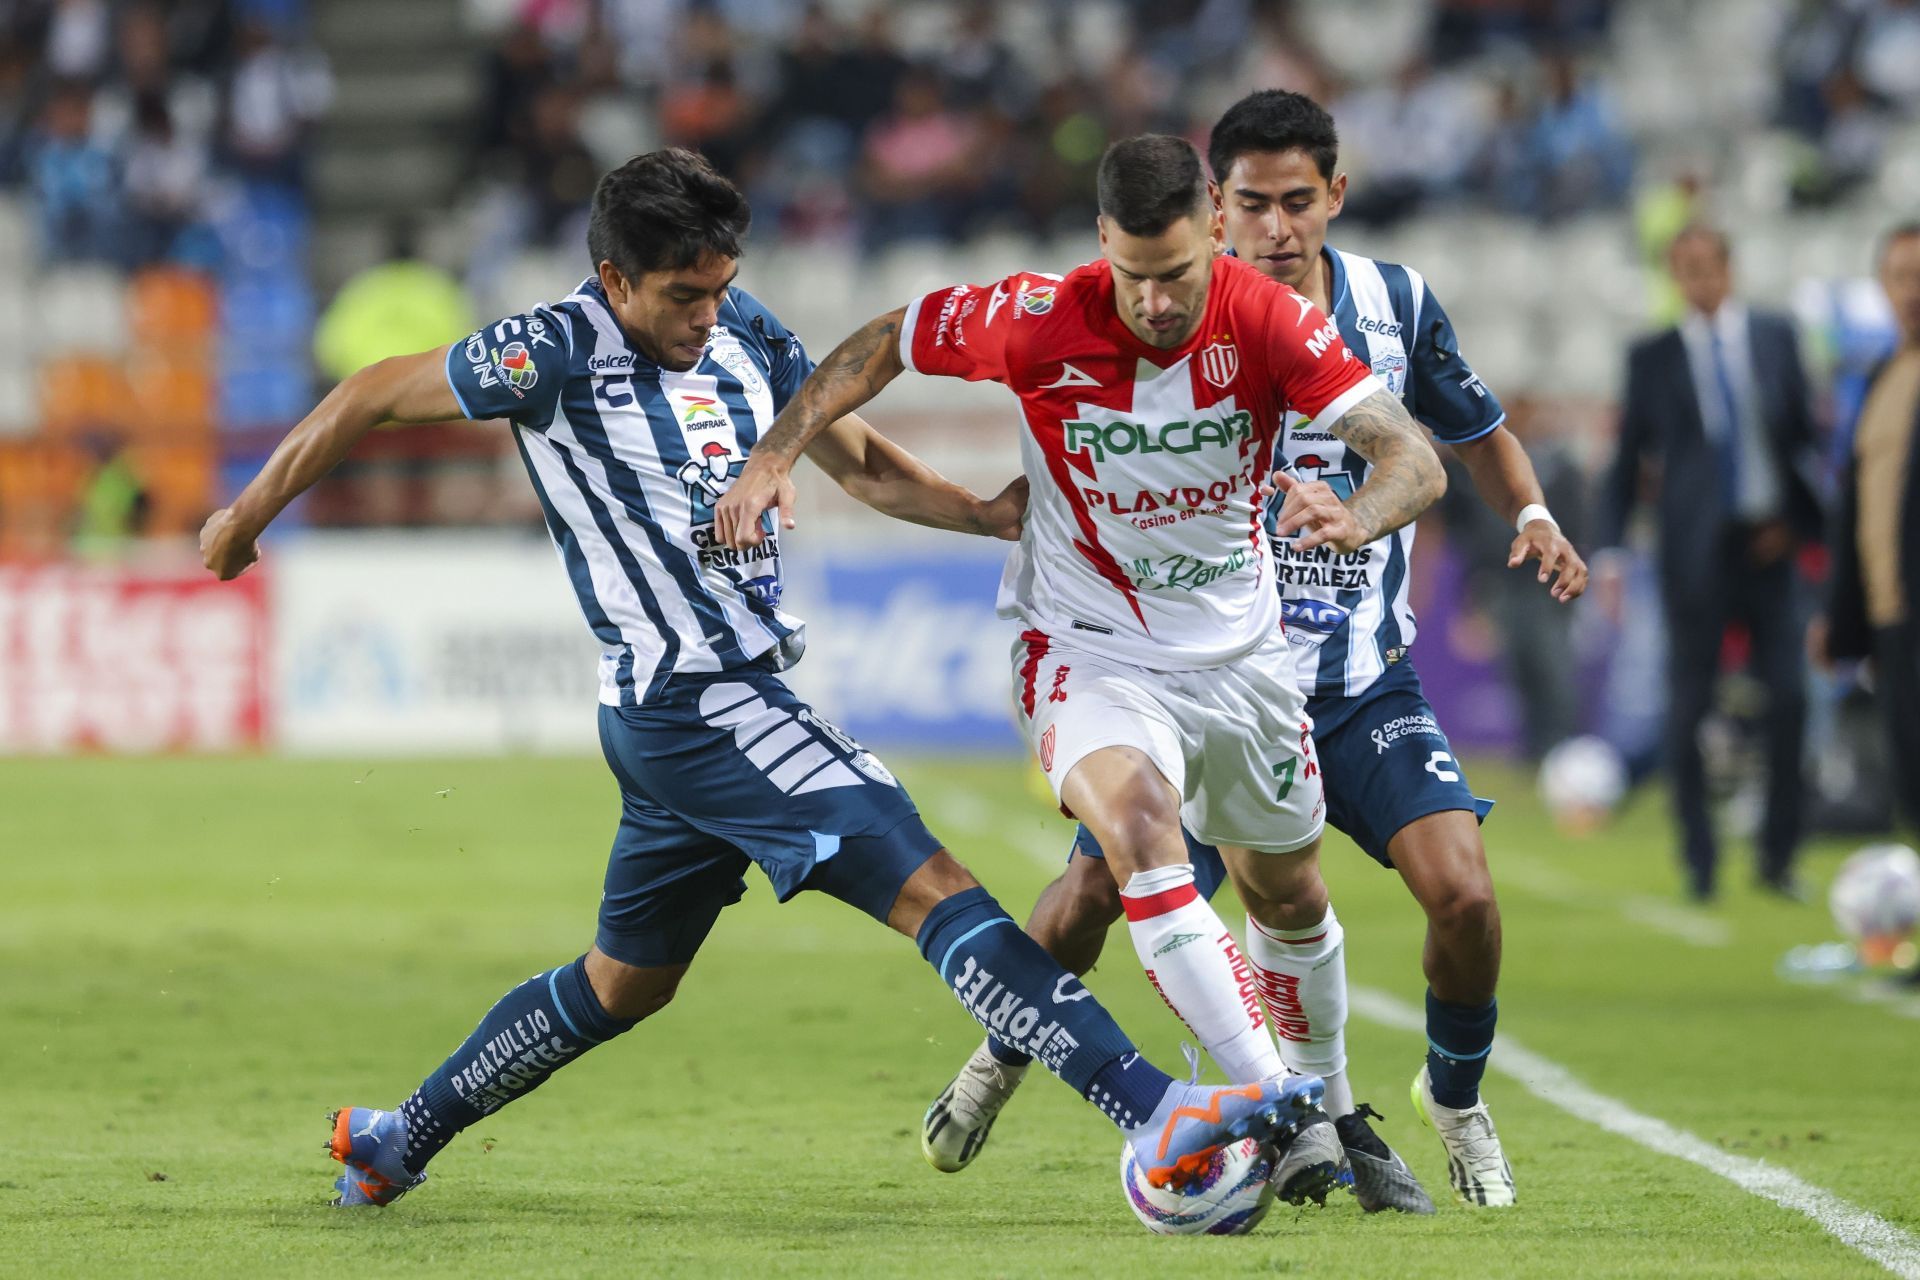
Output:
[1246,904,1354,1117]
[1120,864,1283,1084]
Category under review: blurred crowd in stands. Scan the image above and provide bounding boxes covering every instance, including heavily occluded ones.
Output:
[0,0,330,552]
[467,0,1639,252]
[1,0,331,268]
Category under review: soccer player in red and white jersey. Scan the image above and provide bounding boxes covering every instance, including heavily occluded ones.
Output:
[717,136,1444,1190]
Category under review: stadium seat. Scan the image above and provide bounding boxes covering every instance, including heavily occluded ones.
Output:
[220,277,315,353]
[218,361,313,431]
[42,267,131,356]
[38,355,133,436]
[0,194,30,276]
[129,442,215,535]
[128,268,219,351]
[127,354,216,439]
[0,362,34,436]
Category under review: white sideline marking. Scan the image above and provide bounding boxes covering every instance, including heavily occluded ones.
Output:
[1350,986,1920,1279]
[1842,983,1920,1021]
[1497,862,1731,948]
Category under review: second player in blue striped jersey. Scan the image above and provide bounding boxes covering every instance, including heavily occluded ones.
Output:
[1270,248,1504,698]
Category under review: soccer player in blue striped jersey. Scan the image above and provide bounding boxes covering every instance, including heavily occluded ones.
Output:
[199,149,1327,1208]
[920,92,1587,1211]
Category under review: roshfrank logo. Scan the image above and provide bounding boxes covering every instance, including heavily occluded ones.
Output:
[1199,336,1238,388]
[677,394,726,426]
[1153,932,1204,957]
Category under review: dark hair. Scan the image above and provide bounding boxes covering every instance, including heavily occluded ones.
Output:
[587,148,750,279]
[1669,222,1731,262]
[1097,134,1211,236]
[1880,220,1920,266]
[1208,90,1339,185]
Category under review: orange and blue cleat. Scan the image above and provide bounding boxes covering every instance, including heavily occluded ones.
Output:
[327,1107,426,1207]
[1130,1071,1325,1191]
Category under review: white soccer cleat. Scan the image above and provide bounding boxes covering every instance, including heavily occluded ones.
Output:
[922,1040,1029,1172]
[1412,1065,1515,1207]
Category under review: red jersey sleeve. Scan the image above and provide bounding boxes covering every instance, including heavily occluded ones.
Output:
[1263,285,1382,424]
[899,272,1053,384]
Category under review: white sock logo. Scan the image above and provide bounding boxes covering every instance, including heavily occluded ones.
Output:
[1052,973,1092,1004]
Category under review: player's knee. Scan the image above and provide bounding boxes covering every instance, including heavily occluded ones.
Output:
[589,958,686,1022]
[1060,857,1124,928]
[1428,875,1500,945]
[1097,796,1183,869]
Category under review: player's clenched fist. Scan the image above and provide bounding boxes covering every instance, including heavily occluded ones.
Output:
[1270,470,1372,554]
[200,508,261,581]
[714,453,796,550]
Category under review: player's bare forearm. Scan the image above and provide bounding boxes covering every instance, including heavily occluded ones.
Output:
[754,309,907,468]
[203,349,462,578]
[1451,425,1543,526]
[1327,389,1446,541]
[805,415,1022,538]
[1452,422,1587,601]
[227,348,461,535]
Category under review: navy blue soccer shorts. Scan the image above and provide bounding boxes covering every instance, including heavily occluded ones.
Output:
[1069,660,1492,892]
[594,662,943,968]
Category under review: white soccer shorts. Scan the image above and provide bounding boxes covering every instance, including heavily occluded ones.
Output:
[1011,627,1326,854]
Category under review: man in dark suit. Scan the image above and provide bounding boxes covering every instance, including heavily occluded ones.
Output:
[1597,225,1825,901]
[1816,222,1920,831]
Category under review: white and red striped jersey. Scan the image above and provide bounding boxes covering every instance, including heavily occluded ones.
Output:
[901,255,1380,669]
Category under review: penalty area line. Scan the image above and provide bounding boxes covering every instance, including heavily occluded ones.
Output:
[1350,986,1920,1280]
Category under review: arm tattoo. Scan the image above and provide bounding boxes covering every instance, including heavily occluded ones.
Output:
[754,315,901,464]
[1327,388,1445,541]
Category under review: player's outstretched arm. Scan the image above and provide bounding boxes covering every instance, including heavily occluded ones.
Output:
[1451,426,1588,602]
[200,347,464,580]
[805,413,1026,540]
[715,307,908,550]
[1275,388,1445,553]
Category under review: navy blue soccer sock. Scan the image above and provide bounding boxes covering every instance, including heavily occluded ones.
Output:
[917,887,1170,1126]
[1425,989,1497,1109]
[985,1037,1033,1068]
[395,955,638,1174]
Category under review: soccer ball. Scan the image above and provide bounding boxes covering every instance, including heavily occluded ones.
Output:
[1118,1135,1276,1236]
[1538,735,1627,834]
[1828,843,1920,945]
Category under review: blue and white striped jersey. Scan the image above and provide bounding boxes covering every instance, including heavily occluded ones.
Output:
[446,278,813,706]
[1269,247,1504,700]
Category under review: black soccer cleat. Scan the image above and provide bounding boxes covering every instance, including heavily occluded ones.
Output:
[1335,1103,1436,1214]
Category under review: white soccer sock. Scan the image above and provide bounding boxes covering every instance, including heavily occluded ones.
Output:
[1120,863,1283,1084]
[1246,905,1354,1117]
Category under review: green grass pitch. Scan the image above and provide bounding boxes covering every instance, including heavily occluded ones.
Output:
[3,753,1916,1278]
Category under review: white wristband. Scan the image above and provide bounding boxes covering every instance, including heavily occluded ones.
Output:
[1516,503,1557,532]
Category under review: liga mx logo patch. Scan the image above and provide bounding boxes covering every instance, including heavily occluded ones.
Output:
[492,342,538,395]
[1200,337,1238,389]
